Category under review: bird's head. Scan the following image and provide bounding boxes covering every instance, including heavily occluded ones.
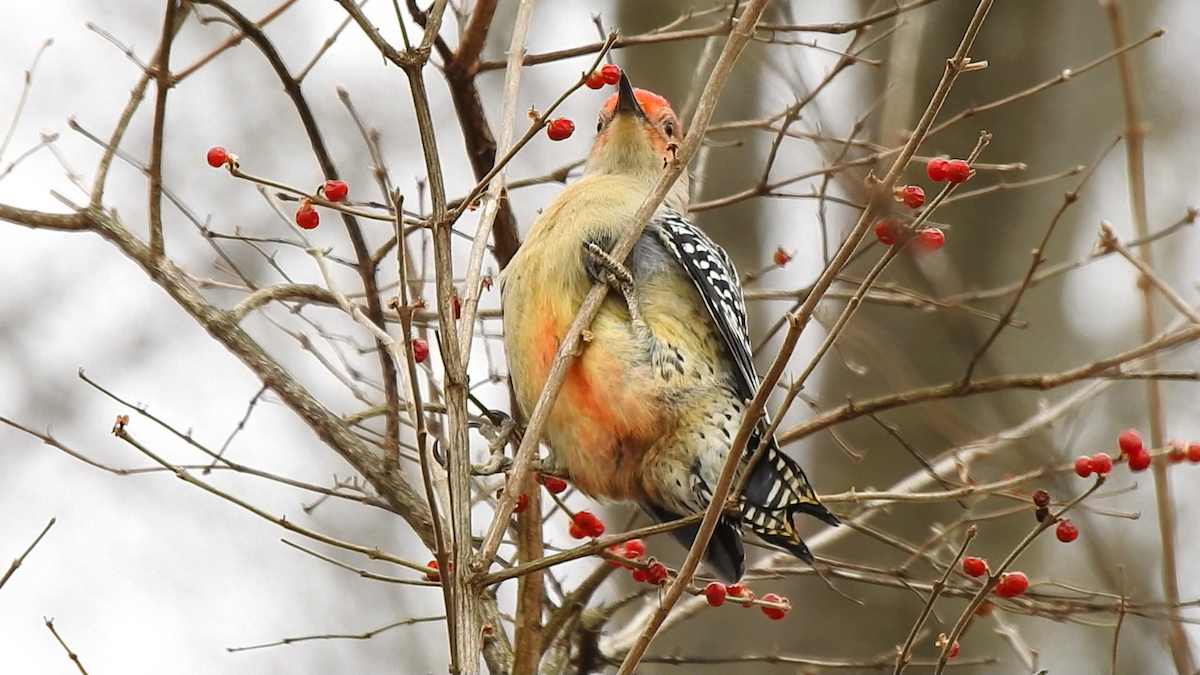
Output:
[585,73,688,209]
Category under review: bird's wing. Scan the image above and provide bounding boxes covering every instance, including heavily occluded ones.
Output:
[649,210,837,526]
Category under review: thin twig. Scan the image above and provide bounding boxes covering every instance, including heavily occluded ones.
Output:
[45,619,90,675]
[894,526,976,675]
[0,518,55,593]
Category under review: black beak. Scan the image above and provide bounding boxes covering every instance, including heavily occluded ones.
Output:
[615,72,646,119]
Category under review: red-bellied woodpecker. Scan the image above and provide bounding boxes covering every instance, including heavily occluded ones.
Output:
[500,73,838,581]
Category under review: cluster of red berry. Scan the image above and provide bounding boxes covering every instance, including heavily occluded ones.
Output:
[604,538,669,584]
[585,64,623,89]
[546,65,622,142]
[1030,489,1079,543]
[568,510,605,538]
[206,146,350,230]
[874,219,944,251]
[926,157,972,183]
[605,538,646,569]
[702,581,789,620]
[961,556,1030,598]
[1074,428,1197,477]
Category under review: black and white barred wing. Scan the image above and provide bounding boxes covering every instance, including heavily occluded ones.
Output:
[650,209,839,533]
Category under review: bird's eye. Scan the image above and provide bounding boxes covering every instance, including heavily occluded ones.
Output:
[663,122,675,138]
[597,119,603,133]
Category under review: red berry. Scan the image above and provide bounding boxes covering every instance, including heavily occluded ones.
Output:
[585,71,606,89]
[323,180,348,202]
[727,582,746,598]
[962,556,987,578]
[760,592,788,620]
[568,521,586,539]
[926,158,949,182]
[772,247,792,266]
[947,641,960,659]
[704,582,727,607]
[605,544,625,568]
[546,118,575,141]
[1187,443,1200,463]
[898,185,926,208]
[541,475,568,494]
[1073,456,1094,478]
[295,205,320,230]
[1031,489,1050,509]
[425,560,440,583]
[599,64,622,85]
[512,492,529,514]
[874,219,899,245]
[976,600,994,617]
[631,569,647,583]
[1056,519,1079,543]
[1090,452,1113,475]
[1118,429,1143,456]
[944,159,971,183]
[206,146,228,168]
[573,510,604,537]
[995,571,1029,598]
[914,227,945,252]
[412,338,429,364]
[645,561,668,585]
[1167,442,1186,464]
[624,539,646,559]
[1128,448,1152,472]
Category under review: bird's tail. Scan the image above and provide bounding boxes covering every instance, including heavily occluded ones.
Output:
[739,442,839,562]
[642,504,745,583]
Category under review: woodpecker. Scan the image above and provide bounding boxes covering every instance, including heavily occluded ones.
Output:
[500,73,838,581]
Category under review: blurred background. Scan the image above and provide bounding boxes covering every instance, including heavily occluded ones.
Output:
[2,1,1198,673]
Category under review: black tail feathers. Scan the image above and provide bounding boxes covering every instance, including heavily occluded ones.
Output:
[642,504,745,583]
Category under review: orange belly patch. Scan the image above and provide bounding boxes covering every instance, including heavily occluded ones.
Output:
[531,317,659,501]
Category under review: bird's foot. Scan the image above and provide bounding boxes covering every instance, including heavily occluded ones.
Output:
[583,241,643,323]
[465,411,520,475]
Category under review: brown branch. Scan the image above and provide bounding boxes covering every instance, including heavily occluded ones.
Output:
[613,5,777,673]
[1102,3,1191,672]
[147,0,183,258]
[453,0,496,66]
[894,526,976,674]
[193,0,408,560]
[227,615,444,652]
[175,0,299,81]
[933,476,1108,674]
[1100,222,1200,325]
[780,321,1200,446]
[961,136,1118,382]
[758,0,942,34]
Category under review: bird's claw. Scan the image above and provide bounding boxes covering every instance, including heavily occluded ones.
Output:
[583,241,643,323]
